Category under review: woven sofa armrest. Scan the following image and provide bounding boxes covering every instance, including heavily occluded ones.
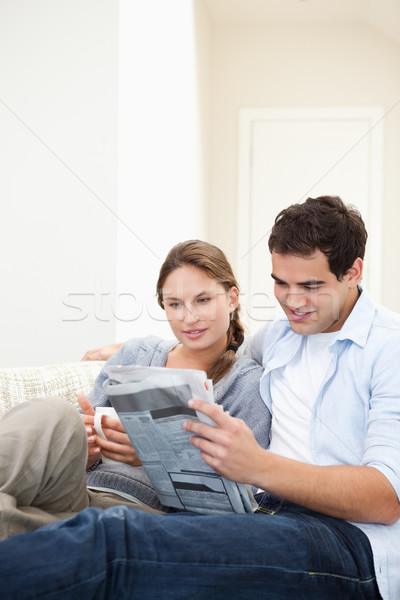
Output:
[0,361,105,418]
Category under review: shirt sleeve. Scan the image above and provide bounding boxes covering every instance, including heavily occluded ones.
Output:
[362,336,400,500]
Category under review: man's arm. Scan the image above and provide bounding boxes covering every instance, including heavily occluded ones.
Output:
[81,342,123,361]
[184,399,400,525]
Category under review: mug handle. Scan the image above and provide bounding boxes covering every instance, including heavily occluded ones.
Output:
[93,412,108,440]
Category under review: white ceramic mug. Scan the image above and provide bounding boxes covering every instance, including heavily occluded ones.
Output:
[94,406,121,465]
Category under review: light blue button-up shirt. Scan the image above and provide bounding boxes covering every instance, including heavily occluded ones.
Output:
[249,289,400,600]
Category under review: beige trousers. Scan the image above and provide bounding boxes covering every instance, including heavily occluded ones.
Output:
[0,396,162,540]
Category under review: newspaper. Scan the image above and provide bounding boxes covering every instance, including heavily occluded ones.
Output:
[103,365,256,515]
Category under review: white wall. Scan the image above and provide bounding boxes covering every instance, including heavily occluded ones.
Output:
[115,0,210,342]
[4,4,399,366]
[208,22,400,312]
[0,0,119,366]
[0,0,212,367]
[0,0,209,366]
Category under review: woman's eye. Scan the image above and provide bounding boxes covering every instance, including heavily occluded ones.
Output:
[197,298,209,304]
[169,302,181,308]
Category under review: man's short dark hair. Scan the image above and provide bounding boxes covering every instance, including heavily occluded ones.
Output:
[268,195,368,280]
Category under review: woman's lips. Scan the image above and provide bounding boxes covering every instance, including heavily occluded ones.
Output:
[183,329,207,339]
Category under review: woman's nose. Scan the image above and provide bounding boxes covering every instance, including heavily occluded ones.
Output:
[182,305,200,323]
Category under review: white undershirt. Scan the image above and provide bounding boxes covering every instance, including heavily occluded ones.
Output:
[269,331,338,464]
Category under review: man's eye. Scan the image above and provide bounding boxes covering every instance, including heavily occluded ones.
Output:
[303,286,320,292]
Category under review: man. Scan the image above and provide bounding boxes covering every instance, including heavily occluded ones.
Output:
[1,196,399,600]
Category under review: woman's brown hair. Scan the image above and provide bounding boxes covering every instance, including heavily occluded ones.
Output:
[156,240,245,383]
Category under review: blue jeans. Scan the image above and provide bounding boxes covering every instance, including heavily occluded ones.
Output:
[0,493,381,600]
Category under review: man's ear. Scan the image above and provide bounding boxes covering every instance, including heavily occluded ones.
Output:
[346,257,363,288]
[229,286,240,311]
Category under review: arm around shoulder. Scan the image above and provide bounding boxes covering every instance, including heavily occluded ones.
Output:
[81,342,123,362]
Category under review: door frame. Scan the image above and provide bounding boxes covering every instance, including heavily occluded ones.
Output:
[237,106,384,323]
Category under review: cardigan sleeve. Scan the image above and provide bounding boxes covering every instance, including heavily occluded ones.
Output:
[87,336,166,410]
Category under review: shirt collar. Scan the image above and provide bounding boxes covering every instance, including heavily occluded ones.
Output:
[336,287,376,347]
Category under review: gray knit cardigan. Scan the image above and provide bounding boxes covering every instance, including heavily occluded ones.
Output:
[86,335,271,510]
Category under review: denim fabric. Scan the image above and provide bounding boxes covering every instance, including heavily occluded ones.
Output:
[0,495,381,600]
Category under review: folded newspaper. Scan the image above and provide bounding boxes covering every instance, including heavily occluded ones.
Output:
[103,365,257,515]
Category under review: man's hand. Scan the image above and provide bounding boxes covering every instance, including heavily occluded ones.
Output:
[78,393,142,468]
[81,343,123,362]
[183,398,267,485]
[183,402,400,525]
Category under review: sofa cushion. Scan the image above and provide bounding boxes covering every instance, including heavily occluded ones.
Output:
[0,361,104,418]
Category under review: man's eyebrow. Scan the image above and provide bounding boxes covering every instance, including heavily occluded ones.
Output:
[271,273,286,284]
[271,274,326,286]
[297,279,326,286]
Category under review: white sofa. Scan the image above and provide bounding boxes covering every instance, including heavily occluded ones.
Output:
[0,361,105,418]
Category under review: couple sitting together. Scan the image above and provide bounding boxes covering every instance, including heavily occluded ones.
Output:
[1,195,400,600]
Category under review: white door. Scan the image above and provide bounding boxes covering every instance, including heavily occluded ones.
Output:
[237,107,384,333]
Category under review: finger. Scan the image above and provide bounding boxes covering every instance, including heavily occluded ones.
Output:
[96,432,131,452]
[88,444,101,457]
[100,416,126,433]
[81,413,95,427]
[185,423,235,453]
[83,420,101,455]
[97,440,138,465]
[78,393,95,416]
[183,419,223,443]
[97,429,129,448]
[81,347,103,361]
[188,398,232,428]
[101,448,141,465]
[189,433,229,459]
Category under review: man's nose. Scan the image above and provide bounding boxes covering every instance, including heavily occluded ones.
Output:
[285,290,307,310]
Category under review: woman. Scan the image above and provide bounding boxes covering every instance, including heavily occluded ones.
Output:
[82,239,270,510]
[0,240,270,539]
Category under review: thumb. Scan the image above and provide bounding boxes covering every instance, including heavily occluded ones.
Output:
[78,393,95,416]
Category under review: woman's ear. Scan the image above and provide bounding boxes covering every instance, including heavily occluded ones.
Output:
[346,257,363,288]
[229,286,240,311]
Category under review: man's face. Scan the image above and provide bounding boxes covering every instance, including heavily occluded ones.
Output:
[271,250,361,335]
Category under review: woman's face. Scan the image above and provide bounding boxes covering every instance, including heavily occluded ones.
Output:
[162,265,239,353]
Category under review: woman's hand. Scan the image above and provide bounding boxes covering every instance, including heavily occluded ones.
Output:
[78,393,142,468]
[78,393,101,468]
[94,415,142,466]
